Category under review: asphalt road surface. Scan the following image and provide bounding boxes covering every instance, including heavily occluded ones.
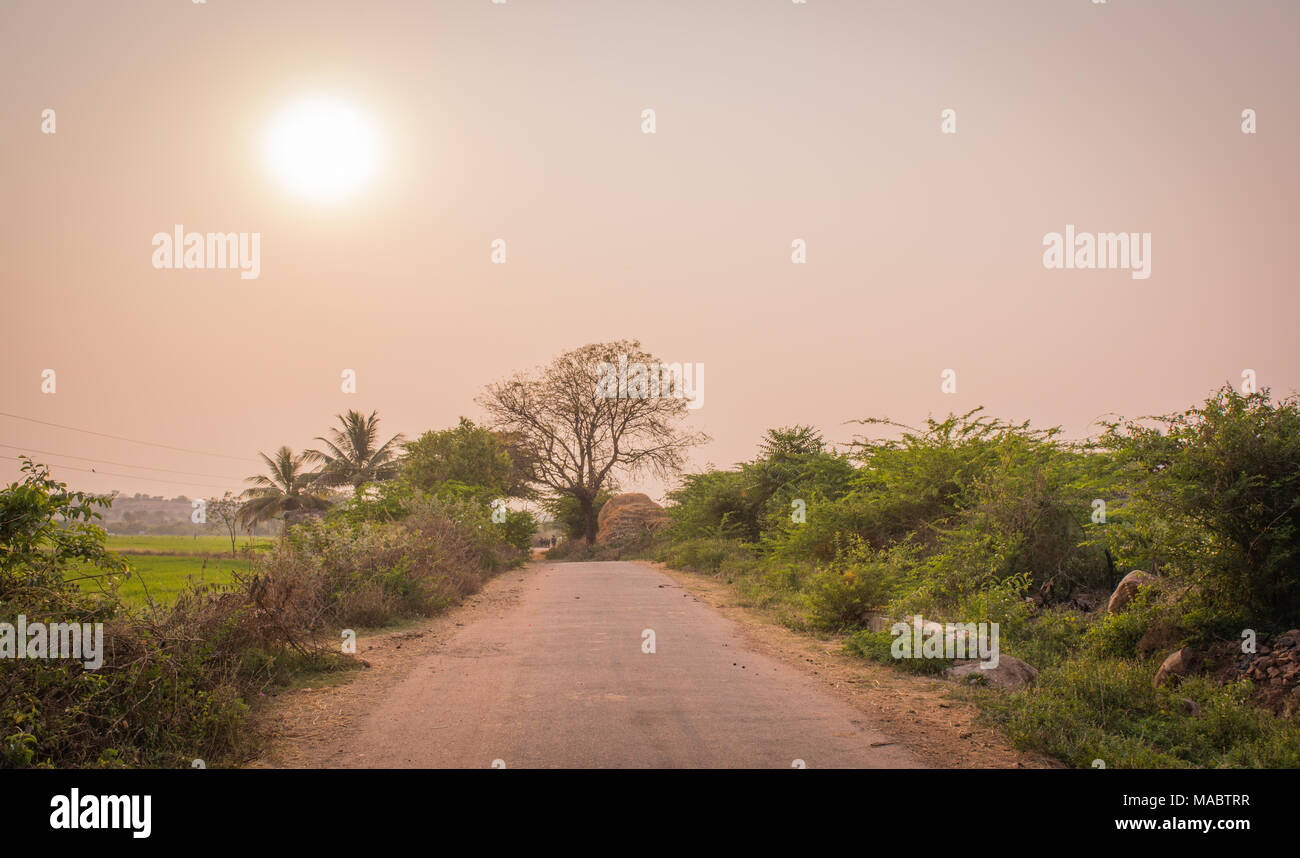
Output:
[333,560,919,768]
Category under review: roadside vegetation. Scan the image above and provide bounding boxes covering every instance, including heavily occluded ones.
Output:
[646,386,1300,768]
[1,409,537,768]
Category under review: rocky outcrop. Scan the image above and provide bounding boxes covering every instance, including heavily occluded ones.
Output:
[1237,629,1300,715]
[1152,632,1300,715]
[595,493,669,546]
[945,656,1039,691]
[1106,570,1154,614]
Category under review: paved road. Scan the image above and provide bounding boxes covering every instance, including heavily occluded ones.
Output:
[334,560,919,768]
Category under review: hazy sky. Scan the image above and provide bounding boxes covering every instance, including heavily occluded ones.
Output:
[2,0,1297,501]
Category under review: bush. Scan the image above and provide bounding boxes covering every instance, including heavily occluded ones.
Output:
[804,538,899,629]
[500,510,537,551]
[657,536,754,574]
[280,495,525,626]
[1006,607,1087,670]
[1085,587,1166,658]
[667,427,854,544]
[1102,386,1300,630]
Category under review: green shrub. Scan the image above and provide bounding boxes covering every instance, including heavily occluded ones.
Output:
[805,540,899,630]
[658,536,754,575]
[1102,386,1300,630]
[845,629,951,674]
[1085,588,1162,658]
[667,427,854,544]
[501,510,538,551]
[1005,607,1088,670]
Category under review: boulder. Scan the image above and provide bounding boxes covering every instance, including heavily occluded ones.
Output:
[1154,647,1204,688]
[1107,570,1154,614]
[595,493,669,546]
[945,655,1039,691]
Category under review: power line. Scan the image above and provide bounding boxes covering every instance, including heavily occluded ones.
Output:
[1,455,241,491]
[0,411,259,463]
[0,443,247,481]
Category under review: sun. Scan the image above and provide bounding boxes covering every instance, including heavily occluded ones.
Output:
[265,97,380,201]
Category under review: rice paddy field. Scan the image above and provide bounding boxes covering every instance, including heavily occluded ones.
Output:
[104,534,273,554]
[71,534,274,606]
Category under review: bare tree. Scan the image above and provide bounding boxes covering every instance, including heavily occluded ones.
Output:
[206,492,243,557]
[479,340,708,543]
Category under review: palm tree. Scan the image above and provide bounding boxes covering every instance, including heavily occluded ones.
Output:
[306,409,406,489]
[239,446,330,528]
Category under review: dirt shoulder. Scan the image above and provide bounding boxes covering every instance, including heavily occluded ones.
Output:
[650,561,1059,769]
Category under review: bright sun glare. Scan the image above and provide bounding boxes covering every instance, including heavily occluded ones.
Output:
[266,97,379,201]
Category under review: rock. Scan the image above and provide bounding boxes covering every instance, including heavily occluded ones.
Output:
[1176,697,1202,717]
[1154,647,1204,688]
[862,612,893,633]
[1276,630,1300,648]
[595,493,670,546]
[1107,570,1154,614]
[945,655,1039,691]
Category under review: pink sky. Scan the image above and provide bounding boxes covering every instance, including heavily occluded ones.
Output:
[2,0,1297,501]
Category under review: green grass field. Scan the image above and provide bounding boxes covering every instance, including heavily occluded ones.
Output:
[104,534,274,556]
[71,534,272,607]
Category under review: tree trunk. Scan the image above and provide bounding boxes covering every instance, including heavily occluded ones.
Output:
[582,498,599,545]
